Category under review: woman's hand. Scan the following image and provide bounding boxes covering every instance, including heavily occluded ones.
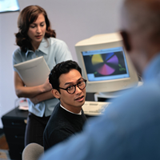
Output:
[14,71,52,98]
[41,78,52,92]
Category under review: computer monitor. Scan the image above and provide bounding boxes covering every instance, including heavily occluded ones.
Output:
[75,32,139,95]
[0,0,20,13]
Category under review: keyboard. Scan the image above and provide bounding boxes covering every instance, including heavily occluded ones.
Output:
[82,101,110,116]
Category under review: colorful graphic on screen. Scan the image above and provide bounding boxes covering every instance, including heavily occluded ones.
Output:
[83,51,127,79]
[91,53,119,75]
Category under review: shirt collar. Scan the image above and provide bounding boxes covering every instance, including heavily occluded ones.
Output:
[25,38,49,57]
[60,104,82,115]
[25,50,32,57]
[143,53,160,82]
[38,38,49,55]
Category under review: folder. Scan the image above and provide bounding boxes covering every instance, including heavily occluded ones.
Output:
[14,56,50,86]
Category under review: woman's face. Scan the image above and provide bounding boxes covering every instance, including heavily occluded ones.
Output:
[27,13,46,48]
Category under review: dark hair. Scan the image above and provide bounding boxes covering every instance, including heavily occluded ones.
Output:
[49,60,82,92]
[15,5,56,52]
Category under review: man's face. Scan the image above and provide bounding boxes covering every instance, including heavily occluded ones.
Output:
[54,69,86,113]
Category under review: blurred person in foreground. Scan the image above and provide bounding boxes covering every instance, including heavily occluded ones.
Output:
[40,0,160,159]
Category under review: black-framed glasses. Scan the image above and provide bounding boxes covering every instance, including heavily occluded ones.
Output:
[59,79,87,94]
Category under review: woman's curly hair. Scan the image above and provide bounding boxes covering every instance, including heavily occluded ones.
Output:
[15,5,56,52]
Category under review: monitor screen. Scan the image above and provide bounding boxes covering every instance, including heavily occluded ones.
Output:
[0,0,20,13]
[75,33,139,94]
[82,47,129,82]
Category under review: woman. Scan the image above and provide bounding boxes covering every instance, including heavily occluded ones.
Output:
[12,5,72,146]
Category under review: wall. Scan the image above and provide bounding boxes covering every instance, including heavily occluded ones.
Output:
[0,0,123,128]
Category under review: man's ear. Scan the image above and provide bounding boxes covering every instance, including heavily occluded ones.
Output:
[120,31,131,52]
[51,89,60,99]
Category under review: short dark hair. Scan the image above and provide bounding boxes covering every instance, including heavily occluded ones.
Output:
[15,5,56,52]
[49,60,82,92]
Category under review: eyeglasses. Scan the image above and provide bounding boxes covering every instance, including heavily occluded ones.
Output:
[59,79,87,94]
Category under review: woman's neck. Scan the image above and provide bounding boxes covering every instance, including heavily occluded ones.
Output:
[31,41,41,51]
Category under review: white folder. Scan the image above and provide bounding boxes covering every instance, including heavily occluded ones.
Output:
[14,56,50,86]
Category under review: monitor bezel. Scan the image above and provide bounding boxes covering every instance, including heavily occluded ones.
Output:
[75,33,139,93]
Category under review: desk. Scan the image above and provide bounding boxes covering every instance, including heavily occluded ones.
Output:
[1,107,28,160]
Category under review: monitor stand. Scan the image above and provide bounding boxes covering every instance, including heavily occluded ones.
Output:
[94,91,120,102]
[94,81,143,102]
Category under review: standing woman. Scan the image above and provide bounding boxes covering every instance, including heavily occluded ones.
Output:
[12,5,72,146]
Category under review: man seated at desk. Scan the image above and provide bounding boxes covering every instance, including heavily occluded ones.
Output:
[43,60,87,150]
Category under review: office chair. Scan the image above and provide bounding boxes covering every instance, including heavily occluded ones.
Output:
[22,143,44,160]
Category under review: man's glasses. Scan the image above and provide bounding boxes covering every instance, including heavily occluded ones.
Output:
[59,79,87,94]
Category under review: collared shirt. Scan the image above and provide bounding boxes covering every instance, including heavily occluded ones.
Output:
[40,53,160,160]
[143,54,160,82]
[13,37,72,117]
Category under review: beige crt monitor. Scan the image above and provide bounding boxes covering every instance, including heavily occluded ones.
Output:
[75,32,139,94]
[14,56,50,87]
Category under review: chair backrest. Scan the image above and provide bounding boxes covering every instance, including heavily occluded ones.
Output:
[22,143,44,160]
